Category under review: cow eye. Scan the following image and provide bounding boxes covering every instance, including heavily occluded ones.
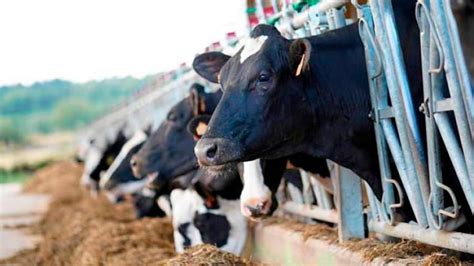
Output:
[258,73,270,82]
[167,112,177,121]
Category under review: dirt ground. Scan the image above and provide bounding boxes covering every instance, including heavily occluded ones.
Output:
[0,161,255,266]
[1,161,175,266]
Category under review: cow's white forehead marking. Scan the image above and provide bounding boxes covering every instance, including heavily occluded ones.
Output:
[239,35,268,64]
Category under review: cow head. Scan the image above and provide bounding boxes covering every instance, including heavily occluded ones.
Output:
[193,24,314,166]
[81,130,128,193]
[100,130,149,203]
[130,84,221,191]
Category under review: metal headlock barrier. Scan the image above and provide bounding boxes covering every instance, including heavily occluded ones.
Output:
[83,0,473,254]
[249,0,474,254]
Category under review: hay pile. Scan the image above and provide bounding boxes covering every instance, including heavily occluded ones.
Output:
[163,244,252,265]
[1,161,175,266]
[343,238,469,265]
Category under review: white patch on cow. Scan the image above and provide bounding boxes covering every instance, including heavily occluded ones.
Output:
[239,36,268,64]
[170,189,203,253]
[198,197,247,255]
[157,195,172,217]
[240,159,271,215]
[170,189,248,255]
[100,130,147,190]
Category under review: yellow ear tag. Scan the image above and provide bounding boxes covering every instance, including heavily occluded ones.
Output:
[295,53,306,77]
[196,122,208,136]
[106,155,115,166]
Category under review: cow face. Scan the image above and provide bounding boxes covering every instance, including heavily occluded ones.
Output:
[100,130,148,203]
[193,24,314,166]
[81,130,128,193]
[131,84,221,191]
[187,115,243,201]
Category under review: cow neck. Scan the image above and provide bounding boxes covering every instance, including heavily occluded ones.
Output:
[301,23,382,197]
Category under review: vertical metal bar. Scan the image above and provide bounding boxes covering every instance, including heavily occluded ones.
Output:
[366,182,381,222]
[334,165,366,241]
[298,170,316,205]
[332,7,346,29]
[415,1,445,228]
[434,113,474,212]
[309,176,333,210]
[370,0,431,228]
[356,4,398,224]
[430,0,474,189]
[326,9,336,30]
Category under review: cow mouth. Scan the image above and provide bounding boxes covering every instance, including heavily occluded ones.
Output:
[200,164,230,173]
[244,138,293,161]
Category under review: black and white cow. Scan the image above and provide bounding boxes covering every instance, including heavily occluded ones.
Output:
[94,129,169,218]
[185,105,331,219]
[192,0,473,229]
[170,186,247,254]
[81,129,128,194]
[100,129,149,203]
[130,84,249,254]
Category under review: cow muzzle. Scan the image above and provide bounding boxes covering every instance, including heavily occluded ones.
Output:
[194,138,243,166]
[241,197,272,219]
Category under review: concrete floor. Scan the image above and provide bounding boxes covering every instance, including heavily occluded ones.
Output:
[0,183,49,259]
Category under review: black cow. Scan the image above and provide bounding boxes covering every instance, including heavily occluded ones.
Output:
[192,1,422,201]
[185,112,331,219]
[192,0,474,230]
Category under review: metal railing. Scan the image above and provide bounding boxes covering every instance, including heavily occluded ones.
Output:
[252,0,474,254]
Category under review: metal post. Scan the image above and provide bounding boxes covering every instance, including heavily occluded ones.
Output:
[370,0,431,228]
[333,165,366,241]
[415,0,446,229]
[356,3,400,224]
[430,0,474,194]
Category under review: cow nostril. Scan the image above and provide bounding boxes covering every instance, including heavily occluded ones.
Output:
[245,205,261,216]
[131,159,137,167]
[206,143,217,159]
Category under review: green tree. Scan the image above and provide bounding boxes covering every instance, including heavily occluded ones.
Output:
[0,118,25,144]
[51,98,100,130]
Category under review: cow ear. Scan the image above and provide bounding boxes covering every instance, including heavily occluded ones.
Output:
[187,115,210,140]
[193,52,230,83]
[289,39,311,77]
[189,83,206,115]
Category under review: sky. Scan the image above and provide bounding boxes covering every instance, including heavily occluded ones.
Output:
[0,0,248,86]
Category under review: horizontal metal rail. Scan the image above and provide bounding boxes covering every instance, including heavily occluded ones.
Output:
[281,201,339,224]
[369,220,474,254]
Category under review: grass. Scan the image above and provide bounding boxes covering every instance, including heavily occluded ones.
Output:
[0,170,31,184]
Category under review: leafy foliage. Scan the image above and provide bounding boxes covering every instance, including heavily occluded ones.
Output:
[0,76,154,143]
